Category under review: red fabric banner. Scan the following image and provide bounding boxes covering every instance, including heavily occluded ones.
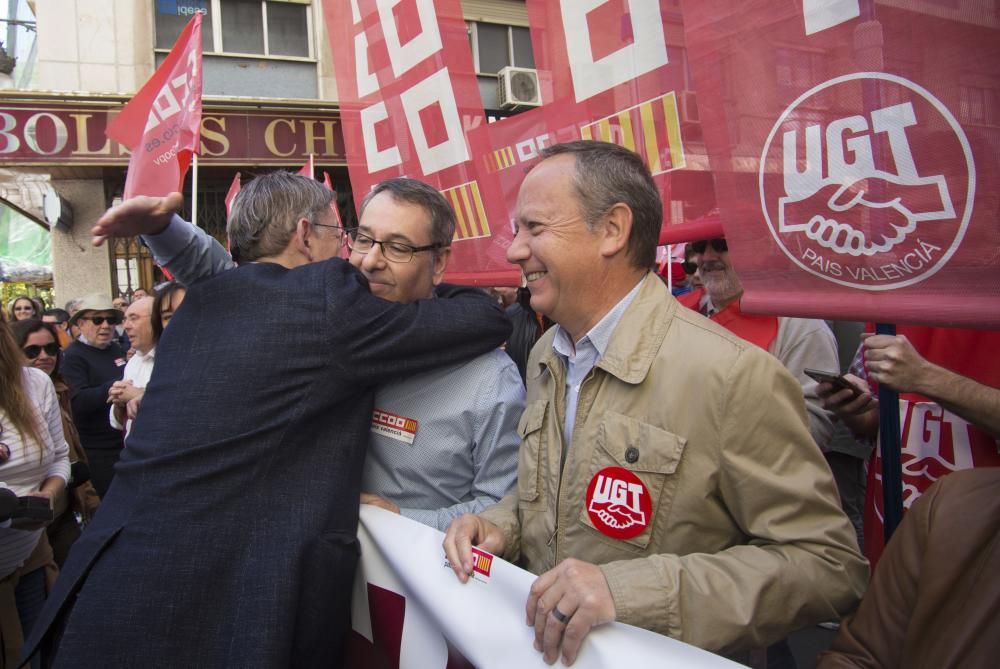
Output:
[322,0,695,285]
[679,0,1000,328]
[106,14,203,200]
[224,172,241,218]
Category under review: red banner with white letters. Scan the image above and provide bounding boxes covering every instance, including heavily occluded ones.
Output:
[679,0,1000,328]
[323,0,700,285]
[106,14,202,200]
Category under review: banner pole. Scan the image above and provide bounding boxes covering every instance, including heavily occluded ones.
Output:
[875,322,903,540]
[192,153,199,228]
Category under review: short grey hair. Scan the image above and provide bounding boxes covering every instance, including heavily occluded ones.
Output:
[359,178,455,249]
[538,141,662,270]
[227,171,335,263]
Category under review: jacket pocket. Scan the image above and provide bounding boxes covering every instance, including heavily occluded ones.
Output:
[291,530,360,668]
[516,400,548,505]
[578,412,687,551]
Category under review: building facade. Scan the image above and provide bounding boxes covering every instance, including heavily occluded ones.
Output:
[0,0,534,304]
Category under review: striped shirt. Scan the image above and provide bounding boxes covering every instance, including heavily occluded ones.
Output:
[0,367,71,577]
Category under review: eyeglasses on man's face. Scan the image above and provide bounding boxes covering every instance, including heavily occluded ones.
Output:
[23,343,60,360]
[690,238,728,255]
[345,229,446,263]
[311,220,345,238]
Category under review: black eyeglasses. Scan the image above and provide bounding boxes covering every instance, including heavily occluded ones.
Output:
[346,229,446,263]
[81,316,121,326]
[690,238,728,254]
[23,343,60,359]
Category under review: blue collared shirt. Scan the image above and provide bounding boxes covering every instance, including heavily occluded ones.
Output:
[552,275,646,452]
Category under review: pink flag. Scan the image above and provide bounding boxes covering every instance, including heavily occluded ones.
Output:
[224,172,241,218]
[297,154,315,179]
[107,14,203,199]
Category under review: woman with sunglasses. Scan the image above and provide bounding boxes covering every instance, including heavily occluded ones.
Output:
[60,294,127,498]
[7,296,42,322]
[0,317,70,667]
[11,320,101,567]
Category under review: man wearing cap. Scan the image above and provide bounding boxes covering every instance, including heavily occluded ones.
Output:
[61,294,127,497]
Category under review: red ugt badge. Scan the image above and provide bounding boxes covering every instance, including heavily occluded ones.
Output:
[586,467,652,540]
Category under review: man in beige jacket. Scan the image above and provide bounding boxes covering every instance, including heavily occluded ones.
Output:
[444,140,868,666]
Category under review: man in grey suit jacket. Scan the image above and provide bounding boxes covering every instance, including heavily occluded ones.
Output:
[24,172,511,668]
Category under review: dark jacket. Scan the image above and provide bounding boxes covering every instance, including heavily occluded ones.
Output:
[24,259,511,668]
[60,339,126,451]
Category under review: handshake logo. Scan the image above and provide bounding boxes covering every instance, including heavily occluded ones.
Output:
[760,73,974,290]
[585,467,652,541]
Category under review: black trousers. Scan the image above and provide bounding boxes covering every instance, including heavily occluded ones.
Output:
[82,448,121,499]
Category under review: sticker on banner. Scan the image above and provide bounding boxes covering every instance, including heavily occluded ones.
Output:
[586,467,652,540]
[371,409,418,445]
[759,72,974,291]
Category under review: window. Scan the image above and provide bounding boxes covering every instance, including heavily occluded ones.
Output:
[774,47,829,108]
[154,0,315,98]
[467,21,536,109]
[960,84,999,126]
[154,0,312,59]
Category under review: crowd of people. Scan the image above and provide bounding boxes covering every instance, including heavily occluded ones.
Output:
[0,140,996,668]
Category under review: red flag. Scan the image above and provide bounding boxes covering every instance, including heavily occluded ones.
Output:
[680,0,1000,327]
[224,172,241,218]
[297,154,315,179]
[107,14,203,199]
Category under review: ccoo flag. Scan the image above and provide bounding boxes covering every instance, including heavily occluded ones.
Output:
[107,13,203,200]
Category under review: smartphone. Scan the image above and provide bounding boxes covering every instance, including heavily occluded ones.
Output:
[803,368,862,397]
[16,496,54,522]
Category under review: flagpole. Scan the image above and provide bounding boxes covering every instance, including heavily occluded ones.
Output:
[192,152,199,227]
[310,153,315,179]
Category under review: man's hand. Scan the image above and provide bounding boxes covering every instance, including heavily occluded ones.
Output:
[126,395,144,420]
[360,493,400,515]
[817,373,879,439]
[442,514,506,584]
[108,380,142,406]
[862,333,932,394]
[92,192,184,247]
[525,558,616,666]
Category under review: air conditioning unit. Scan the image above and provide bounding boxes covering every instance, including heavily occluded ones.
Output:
[678,90,699,126]
[497,66,541,110]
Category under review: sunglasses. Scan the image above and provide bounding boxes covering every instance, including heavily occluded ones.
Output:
[82,316,121,326]
[23,343,60,359]
[690,238,728,254]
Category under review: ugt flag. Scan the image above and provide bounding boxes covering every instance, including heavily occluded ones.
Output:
[679,0,1000,328]
[107,13,203,200]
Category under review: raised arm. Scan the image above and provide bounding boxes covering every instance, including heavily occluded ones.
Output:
[92,192,235,286]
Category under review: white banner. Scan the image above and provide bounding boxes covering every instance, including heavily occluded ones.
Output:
[348,506,741,668]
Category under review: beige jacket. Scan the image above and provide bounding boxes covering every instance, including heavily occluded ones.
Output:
[481,275,868,655]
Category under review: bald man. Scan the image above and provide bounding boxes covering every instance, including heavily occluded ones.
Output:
[109,297,155,437]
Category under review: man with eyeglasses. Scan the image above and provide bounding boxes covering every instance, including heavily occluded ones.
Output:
[679,236,839,451]
[90,176,522,532]
[23,172,510,669]
[346,178,523,531]
[60,294,127,498]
